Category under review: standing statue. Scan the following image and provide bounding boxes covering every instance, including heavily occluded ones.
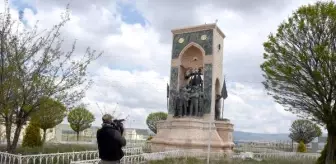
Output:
[171,90,181,117]
[180,85,190,116]
[189,86,200,116]
[188,68,203,88]
[215,94,221,120]
[198,91,204,117]
[185,68,203,88]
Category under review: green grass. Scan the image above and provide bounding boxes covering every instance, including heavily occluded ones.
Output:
[0,143,98,155]
[147,157,316,164]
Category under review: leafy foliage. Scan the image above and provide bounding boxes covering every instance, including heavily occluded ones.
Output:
[32,97,67,144]
[297,141,307,153]
[67,105,95,141]
[289,119,322,144]
[146,112,167,134]
[22,121,42,148]
[0,2,101,152]
[260,1,336,162]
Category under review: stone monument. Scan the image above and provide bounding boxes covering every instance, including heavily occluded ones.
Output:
[150,23,235,153]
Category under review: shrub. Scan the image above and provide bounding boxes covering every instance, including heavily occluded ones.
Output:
[22,122,42,148]
[147,136,153,140]
[297,141,307,152]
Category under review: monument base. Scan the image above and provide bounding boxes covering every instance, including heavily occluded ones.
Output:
[150,118,235,153]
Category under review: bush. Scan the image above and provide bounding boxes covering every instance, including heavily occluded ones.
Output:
[147,136,153,140]
[297,141,307,152]
[22,122,42,148]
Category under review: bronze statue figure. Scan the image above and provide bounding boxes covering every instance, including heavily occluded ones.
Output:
[171,90,181,117]
[189,86,200,116]
[180,85,190,116]
[198,91,204,117]
[171,67,206,118]
[187,68,203,88]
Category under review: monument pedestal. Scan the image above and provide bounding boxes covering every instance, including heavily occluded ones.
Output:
[150,118,234,153]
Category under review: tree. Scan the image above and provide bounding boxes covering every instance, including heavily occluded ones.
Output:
[146,112,167,134]
[0,2,101,152]
[260,1,336,163]
[67,105,94,141]
[289,119,322,145]
[22,121,42,148]
[316,138,336,164]
[32,97,67,144]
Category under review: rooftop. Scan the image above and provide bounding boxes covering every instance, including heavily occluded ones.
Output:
[171,23,225,38]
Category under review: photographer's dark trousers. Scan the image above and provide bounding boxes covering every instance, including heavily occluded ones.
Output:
[99,160,120,164]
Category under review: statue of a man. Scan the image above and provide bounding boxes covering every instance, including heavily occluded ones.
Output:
[189,86,200,116]
[180,85,190,117]
[171,90,181,117]
[198,91,204,117]
[189,68,203,88]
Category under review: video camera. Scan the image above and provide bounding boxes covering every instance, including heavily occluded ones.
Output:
[110,119,125,135]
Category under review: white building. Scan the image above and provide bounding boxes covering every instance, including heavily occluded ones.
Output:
[0,123,152,144]
[124,128,152,141]
[0,122,56,144]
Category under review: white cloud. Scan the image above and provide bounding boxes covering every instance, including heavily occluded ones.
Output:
[7,0,327,135]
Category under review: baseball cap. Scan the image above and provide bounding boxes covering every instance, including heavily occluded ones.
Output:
[102,114,113,122]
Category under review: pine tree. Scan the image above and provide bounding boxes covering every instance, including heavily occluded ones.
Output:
[22,121,42,148]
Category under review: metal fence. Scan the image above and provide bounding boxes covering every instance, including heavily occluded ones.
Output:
[0,147,142,164]
[71,149,321,164]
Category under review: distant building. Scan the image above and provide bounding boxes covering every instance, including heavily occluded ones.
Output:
[0,121,57,144]
[51,124,99,144]
[310,136,327,153]
[51,124,151,143]
[124,128,152,140]
[0,123,152,144]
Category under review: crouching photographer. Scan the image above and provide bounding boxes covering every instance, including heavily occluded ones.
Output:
[97,114,126,164]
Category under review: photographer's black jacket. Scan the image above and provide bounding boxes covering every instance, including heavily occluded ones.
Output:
[97,123,126,161]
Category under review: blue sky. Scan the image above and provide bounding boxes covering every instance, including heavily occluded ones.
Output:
[10,0,36,14]
[116,1,146,26]
[11,0,146,26]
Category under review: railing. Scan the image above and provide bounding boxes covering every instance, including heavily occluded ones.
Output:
[71,150,179,164]
[0,147,143,164]
[251,152,320,160]
[0,145,321,164]
[234,147,288,153]
[71,150,321,164]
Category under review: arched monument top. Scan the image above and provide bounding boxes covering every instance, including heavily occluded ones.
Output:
[178,42,206,61]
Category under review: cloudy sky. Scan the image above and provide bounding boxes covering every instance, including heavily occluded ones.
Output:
[5,0,324,134]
